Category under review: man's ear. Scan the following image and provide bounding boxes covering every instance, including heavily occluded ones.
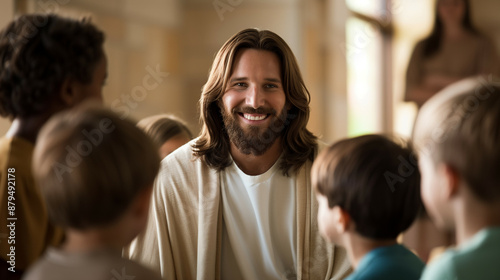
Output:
[442,164,460,199]
[333,206,351,233]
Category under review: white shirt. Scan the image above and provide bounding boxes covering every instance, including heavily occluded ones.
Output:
[221,157,297,280]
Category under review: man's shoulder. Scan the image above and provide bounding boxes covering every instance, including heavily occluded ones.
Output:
[157,138,218,187]
[317,140,328,153]
[161,139,206,172]
[163,138,197,162]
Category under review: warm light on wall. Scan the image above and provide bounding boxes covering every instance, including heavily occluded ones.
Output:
[346,17,383,136]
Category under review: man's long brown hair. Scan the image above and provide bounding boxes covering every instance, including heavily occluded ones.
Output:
[193,28,317,176]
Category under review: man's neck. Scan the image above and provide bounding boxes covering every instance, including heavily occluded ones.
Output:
[342,232,397,269]
[230,138,282,176]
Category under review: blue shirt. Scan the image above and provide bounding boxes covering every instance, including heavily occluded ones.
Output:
[346,244,424,280]
[421,227,500,280]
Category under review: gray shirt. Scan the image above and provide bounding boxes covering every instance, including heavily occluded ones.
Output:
[23,247,162,280]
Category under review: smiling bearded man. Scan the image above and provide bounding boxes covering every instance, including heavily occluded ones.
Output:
[125,28,352,280]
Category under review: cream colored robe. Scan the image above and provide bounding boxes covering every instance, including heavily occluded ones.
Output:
[126,140,351,280]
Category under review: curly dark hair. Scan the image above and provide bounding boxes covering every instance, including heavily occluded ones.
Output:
[0,14,105,118]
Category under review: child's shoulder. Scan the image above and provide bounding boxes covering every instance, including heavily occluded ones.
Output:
[108,256,163,280]
[420,250,457,280]
[422,228,500,280]
[349,244,424,280]
[23,248,163,280]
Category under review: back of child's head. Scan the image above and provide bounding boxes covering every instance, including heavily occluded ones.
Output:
[0,14,104,118]
[32,104,161,230]
[137,114,193,148]
[312,134,421,240]
[413,77,500,203]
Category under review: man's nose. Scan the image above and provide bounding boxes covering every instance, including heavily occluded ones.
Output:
[246,86,265,109]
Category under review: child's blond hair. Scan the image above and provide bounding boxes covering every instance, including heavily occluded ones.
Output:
[413,77,500,202]
[33,104,160,229]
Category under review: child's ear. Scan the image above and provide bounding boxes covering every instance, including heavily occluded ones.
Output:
[59,78,75,106]
[133,186,153,219]
[443,164,460,199]
[333,206,351,233]
[59,77,83,107]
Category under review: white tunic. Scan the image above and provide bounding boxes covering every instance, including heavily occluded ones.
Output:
[221,157,297,280]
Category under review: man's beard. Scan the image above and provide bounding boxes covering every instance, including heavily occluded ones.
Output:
[221,106,288,156]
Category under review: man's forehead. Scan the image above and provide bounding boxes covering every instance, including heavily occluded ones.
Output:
[228,76,282,83]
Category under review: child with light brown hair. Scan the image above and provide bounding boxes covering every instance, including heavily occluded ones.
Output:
[23,105,162,280]
[413,77,500,279]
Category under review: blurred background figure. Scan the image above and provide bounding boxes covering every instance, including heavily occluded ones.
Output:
[405,0,500,108]
[137,114,193,158]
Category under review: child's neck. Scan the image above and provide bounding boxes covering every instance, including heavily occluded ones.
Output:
[454,196,500,245]
[343,232,397,269]
[6,116,50,144]
[62,227,126,253]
